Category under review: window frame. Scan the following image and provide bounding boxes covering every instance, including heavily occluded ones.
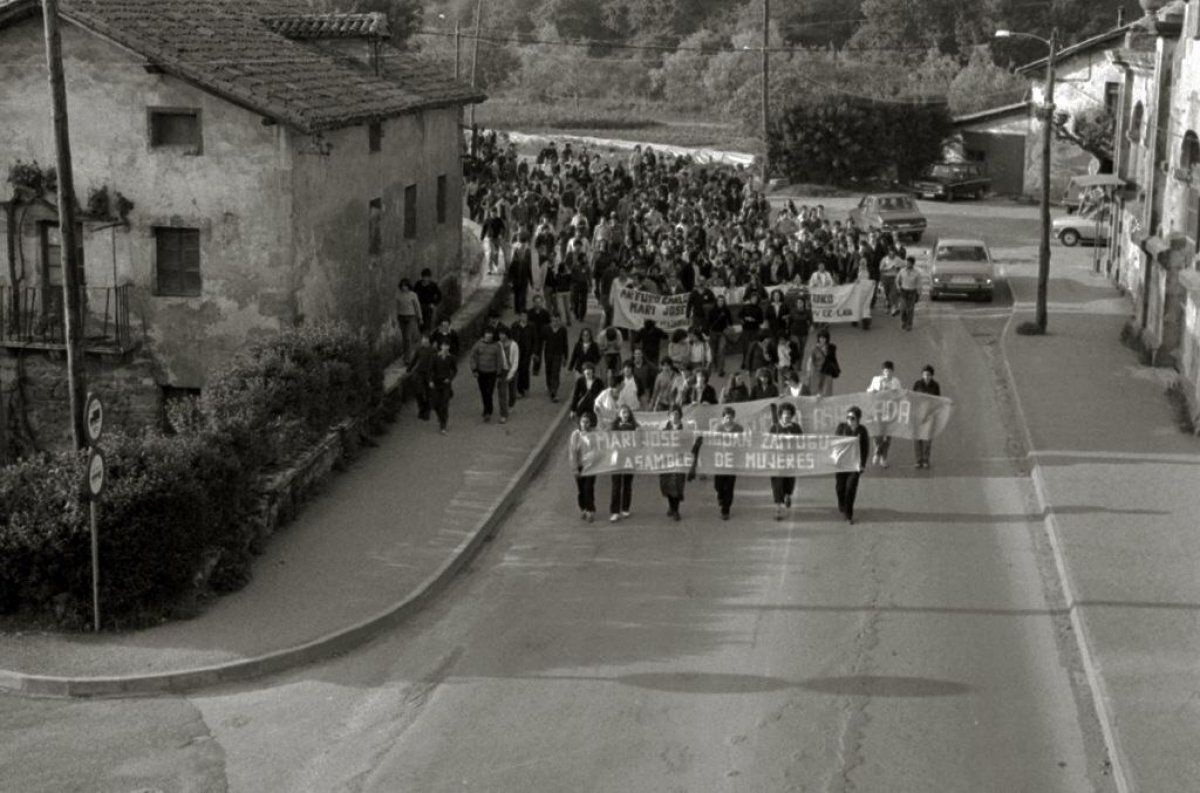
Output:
[153,226,202,297]
[368,197,383,255]
[368,121,383,153]
[147,106,203,155]
[404,184,418,240]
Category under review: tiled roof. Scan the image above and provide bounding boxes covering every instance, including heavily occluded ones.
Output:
[263,12,389,40]
[0,0,483,132]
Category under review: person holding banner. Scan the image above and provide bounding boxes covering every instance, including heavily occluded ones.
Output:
[866,360,903,468]
[911,365,942,469]
[769,403,804,521]
[659,406,688,521]
[835,406,871,524]
[569,413,598,522]
[609,405,639,522]
[712,406,744,520]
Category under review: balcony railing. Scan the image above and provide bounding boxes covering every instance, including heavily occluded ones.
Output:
[0,284,136,353]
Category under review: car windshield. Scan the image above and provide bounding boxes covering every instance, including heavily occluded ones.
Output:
[928,165,960,178]
[935,246,988,262]
[876,196,914,211]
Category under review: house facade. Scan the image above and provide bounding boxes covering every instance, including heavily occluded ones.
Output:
[1106,0,1200,424]
[0,0,483,453]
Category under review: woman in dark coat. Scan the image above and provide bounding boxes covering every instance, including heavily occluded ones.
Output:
[658,406,687,521]
[609,404,638,522]
[568,327,602,375]
[835,405,871,524]
[769,402,803,520]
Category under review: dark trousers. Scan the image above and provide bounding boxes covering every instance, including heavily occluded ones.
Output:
[414,379,431,420]
[874,435,892,460]
[770,477,795,505]
[545,356,563,397]
[740,327,760,370]
[576,475,596,512]
[507,376,517,408]
[900,289,918,329]
[513,285,528,314]
[914,439,933,465]
[516,357,532,395]
[420,303,437,333]
[714,475,736,513]
[571,285,589,321]
[432,385,451,430]
[666,495,681,513]
[477,372,507,418]
[610,474,633,514]
[835,472,862,519]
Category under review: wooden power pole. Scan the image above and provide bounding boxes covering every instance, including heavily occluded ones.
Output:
[761,0,770,189]
[469,0,483,129]
[41,0,87,450]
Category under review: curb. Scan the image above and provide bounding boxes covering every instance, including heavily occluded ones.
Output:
[996,312,1133,793]
[0,352,572,699]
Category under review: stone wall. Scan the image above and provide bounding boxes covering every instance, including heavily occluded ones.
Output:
[1176,269,1200,430]
[0,350,161,458]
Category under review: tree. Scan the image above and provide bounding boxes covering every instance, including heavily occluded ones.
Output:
[1053,107,1117,163]
[777,0,863,48]
[947,46,1027,115]
[322,0,424,46]
[848,0,992,63]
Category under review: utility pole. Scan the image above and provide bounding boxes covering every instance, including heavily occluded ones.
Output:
[761,0,770,190]
[454,19,461,80]
[1035,29,1057,334]
[41,0,86,450]
[469,0,483,129]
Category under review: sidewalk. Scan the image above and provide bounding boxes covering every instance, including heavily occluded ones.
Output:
[0,276,579,696]
[1001,253,1200,793]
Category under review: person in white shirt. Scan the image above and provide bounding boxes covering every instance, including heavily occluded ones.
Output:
[595,373,640,419]
[866,360,903,467]
[808,261,836,288]
[499,327,520,413]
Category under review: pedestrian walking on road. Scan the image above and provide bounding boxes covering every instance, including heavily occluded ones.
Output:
[609,405,638,521]
[414,268,442,332]
[835,406,871,524]
[659,406,687,521]
[570,361,605,420]
[469,327,509,424]
[897,256,921,331]
[568,327,601,375]
[409,332,434,421]
[512,311,536,398]
[769,402,803,520]
[569,412,598,521]
[713,406,744,520]
[431,317,460,358]
[499,326,520,413]
[429,338,457,433]
[807,331,839,397]
[911,364,941,469]
[542,314,569,402]
[396,278,422,365]
[866,360,902,468]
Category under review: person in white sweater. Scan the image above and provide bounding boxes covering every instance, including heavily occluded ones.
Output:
[866,360,903,467]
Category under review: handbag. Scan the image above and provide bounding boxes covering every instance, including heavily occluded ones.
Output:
[821,352,841,379]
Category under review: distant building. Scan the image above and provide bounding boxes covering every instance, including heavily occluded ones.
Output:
[0,0,483,452]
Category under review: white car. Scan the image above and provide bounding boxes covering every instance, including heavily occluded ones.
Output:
[1053,206,1112,247]
[929,238,995,302]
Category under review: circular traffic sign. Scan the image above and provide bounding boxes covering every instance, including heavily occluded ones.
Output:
[84,393,104,446]
[87,450,106,498]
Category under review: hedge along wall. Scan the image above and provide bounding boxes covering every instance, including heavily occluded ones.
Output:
[0,322,382,629]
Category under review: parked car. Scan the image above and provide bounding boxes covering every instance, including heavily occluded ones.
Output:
[910,161,991,201]
[928,238,995,301]
[1053,205,1112,247]
[849,193,928,243]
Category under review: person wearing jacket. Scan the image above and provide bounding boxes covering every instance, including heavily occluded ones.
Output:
[911,364,941,469]
[707,294,733,376]
[570,361,606,419]
[569,412,599,521]
[745,334,776,375]
[835,406,871,524]
[630,348,658,408]
[720,370,751,404]
[541,314,569,402]
[769,402,804,520]
[469,327,509,423]
[650,358,680,411]
[511,312,537,399]
[598,326,624,380]
[429,337,458,434]
[712,406,744,519]
[634,319,667,364]
[431,317,460,358]
[609,405,638,521]
[658,406,688,521]
[739,293,765,370]
[681,369,718,407]
[750,367,779,400]
[568,327,601,375]
[685,328,711,374]
[765,289,790,337]
[807,331,838,397]
[498,326,520,411]
[866,360,903,467]
[409,332,435,422]
[508,232,534,314]
[774,334,800,388]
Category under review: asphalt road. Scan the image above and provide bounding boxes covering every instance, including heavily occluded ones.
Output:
[0,198,1118,793]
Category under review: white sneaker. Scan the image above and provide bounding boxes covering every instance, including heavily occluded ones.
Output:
[621,511,631,518]
[610,514,620,522]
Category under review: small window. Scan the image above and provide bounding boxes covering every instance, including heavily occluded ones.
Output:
[436,175,447,225]
[149,108,202,153]
[1129,102,1145,144]
[368,121,383,153]
[1184,131,1200,248]
[368,197,382,255]
[154,227,201,296]
[1104,82,1120,116]
[404,184,417,239]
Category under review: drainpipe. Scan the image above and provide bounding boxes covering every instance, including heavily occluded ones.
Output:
[1141,38,1172,332]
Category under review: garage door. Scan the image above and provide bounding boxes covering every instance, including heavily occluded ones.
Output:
[962,132,1026,197]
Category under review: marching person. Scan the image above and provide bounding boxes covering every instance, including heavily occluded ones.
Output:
[511,311,536,399]
[659,405,687,521]
[569,412,598,522]
[414,268,442,332]
[508,231,534,314]
[866,360,902,468]
[713,406,743,520]
[750,366,779,400]
[431,316,460,358]
[499,326,520,413]
[835,406,871,524]
[609,404,638,522]
[429,336,457,434]
[570,361,606,420]
[897,256,921,331]
[409,332,435,421]
[568,326,601,375]
[468,327,509,424]
[769,402,803,521]
[396,278,422,365]
[911,364,941,469]
[807,330,839,397]
[542,313,569,402]
[682,368,718,406]
[720,370,751,403]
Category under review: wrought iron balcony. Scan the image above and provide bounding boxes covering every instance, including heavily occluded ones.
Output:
[0,284,137,354]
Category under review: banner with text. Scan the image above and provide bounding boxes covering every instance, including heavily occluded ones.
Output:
[594,390,953,441]
[611,285,691,331]
[577,430,862,477]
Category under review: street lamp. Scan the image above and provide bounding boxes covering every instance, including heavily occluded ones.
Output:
[997,28,1058,334]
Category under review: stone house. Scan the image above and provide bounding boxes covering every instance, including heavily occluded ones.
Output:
[0,0,483,454]
[1106,0,1200,424]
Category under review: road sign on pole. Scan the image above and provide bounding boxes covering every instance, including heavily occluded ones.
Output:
[84,392,104,446]
[86,448,105,632]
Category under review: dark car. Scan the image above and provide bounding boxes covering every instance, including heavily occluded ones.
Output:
[910,162,991,201]
[849,193,928,243]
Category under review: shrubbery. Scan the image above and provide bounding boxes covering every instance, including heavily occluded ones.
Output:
[0,322,380,628]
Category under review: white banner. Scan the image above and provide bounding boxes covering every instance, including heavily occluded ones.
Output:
[611,284,691,331]
[810,280,875,323]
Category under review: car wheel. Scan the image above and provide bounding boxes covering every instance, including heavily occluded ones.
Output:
[1059,229,1080,247]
